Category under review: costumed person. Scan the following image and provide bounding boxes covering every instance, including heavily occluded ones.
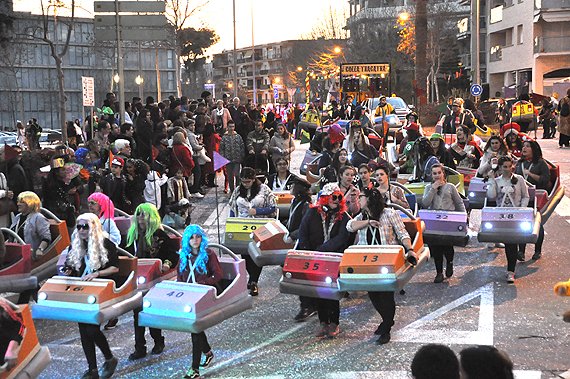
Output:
[438,98,476,134]
[60,213,119,379]
[501,123,532,158]
[346,187,417,344]
[514,140,549,261]
[285,179,317,322]
[178,225,222,379]
[429,133,456,169]
[449,125,482,169]
[228,167,276,296]
[486,156,530,284]
[297,183,353,339]
[422,164,466,283]
[373,165,409,209]
[414,138,440,182]
[87,192,121,246]
[477,135,510,177]
[126,203,180,360]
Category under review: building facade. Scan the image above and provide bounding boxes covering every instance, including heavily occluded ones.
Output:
[212,39,345,105]
[458,0,570,98]
[0,6,177,130]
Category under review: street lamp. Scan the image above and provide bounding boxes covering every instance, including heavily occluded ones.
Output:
[274,77,281,84]
[135,75,144,98]
[333,46,342,54]
[113,74,120,83]
[398,11,410,22]
[297,66,303,72]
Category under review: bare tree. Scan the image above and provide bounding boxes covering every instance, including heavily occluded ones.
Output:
[415,0,428,109]
[30,0,77,144]
[303,5,349,40]
[164,0,209,97]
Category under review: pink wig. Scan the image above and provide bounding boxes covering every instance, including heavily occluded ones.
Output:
[87,192,115,220]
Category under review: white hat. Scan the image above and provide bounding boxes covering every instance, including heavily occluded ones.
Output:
[320,183,341,196]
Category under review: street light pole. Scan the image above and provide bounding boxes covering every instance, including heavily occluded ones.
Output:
[472,0,481,87]
[232,0,238,98]
[115,0,125,124]
[251,0,257,105]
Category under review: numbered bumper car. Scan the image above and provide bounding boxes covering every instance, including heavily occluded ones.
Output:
[477,206,541,244]
[0,301,51,379]
[247,220,295,266]
[32,255,142,325]
[337,205,429,292]
[466,177,489,209]
[456,167,478,188]
[0,229,37,294]
[279,251,345,300]
[419,209,469,247]
[138,243,253,333]
[300,151,322,176]
[223,217,278,256]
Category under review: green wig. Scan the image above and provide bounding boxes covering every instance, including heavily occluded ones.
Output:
[126,203,162,247]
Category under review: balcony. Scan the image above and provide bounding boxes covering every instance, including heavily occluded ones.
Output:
[534,36,570,53]
[490,46,503,62]
[535,0,570,9]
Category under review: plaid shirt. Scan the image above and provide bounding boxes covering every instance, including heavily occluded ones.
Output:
[347,208,410,245]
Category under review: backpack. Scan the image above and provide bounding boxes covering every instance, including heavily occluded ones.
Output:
[560,101,570,117]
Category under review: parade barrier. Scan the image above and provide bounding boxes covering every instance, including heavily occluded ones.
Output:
[32,255,142,325]
[0,301,51,379]
[138,243,253,334]
[0,229,37,294]
[248,220,295,266]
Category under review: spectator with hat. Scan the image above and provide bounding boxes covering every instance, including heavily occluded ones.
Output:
[439,98,476,134]
[429,133,456,169]
[99,156,131,212]
[501,122,533,158]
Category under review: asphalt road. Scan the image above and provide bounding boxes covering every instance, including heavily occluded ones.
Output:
[34,134,570,379]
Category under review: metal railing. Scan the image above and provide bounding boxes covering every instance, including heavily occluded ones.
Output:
[534,36,570,54]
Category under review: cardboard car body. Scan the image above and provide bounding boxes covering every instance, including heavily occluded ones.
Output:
[0,229,37,293]
[248,220,295,266]
[223,217,277,255]
[418,209,469,247]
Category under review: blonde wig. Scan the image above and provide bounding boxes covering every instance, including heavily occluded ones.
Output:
[66,213,109,273]
[17,191,42,213]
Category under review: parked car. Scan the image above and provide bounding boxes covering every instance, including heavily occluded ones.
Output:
[361,96,413,123]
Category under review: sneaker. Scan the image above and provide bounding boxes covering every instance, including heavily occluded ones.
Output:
[495,243,505,248]
[100,356,118,379]
[327,323,340,338]
[184,368,200,379]
[517,251,526,262]
[531,252,542,260]
[103,318,118,330]
[376,332,391,345]
[81,369,100,379]
[200,351,214,368]
[249,282,259,296]
[294,307,317,322]
[191,192,204,199]
[128,350,146,361]
[434,273,444,283]
[445,262,454,278]
[506,272,515,283]
[316,322,329,338]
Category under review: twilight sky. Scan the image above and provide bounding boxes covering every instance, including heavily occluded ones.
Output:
[13,0,349,54]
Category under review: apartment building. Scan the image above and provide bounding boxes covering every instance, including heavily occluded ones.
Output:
[212,39,345,105]
[459,0,570,97]
[0,4,176,130]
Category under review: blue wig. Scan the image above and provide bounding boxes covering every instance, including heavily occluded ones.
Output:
[179,224,209,277]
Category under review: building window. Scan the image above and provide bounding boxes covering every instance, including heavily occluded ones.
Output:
[517,25,523,44]
[167,50,174,69]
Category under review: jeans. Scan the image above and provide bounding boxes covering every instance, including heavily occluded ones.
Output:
[368,291,395,335]
[78,323,113,370]
[226,162,241,192]
[243,254,262,283]
[505,243,518,272]
[189,157,202,194]
[518,224,545,254]
[191,332,211,369]
[429,244,455,273]
[133,307,163,353]
[316,299,340,325]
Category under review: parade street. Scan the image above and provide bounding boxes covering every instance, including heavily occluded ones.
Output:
[35,138,570,379]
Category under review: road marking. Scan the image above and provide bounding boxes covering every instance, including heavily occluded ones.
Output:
[204,202,229,227]
[327,371,541,379]
[205,322,308,376]
[393,283,494,345]
[554,196,570,217]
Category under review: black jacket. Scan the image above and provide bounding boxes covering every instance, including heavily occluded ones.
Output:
[64,238,121,284]
[297,207,352,253]
[267,172,300,192]
[127,228,180,269]
[441,111,476,134]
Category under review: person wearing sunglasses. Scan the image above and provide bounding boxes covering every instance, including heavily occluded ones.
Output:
[347,187,417,345]
[126,203,180,360]
[422,164,466,283]
[178,225,222,379]
[297,183,353,339]
[60,213,119,379]
[228,167,277,296]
